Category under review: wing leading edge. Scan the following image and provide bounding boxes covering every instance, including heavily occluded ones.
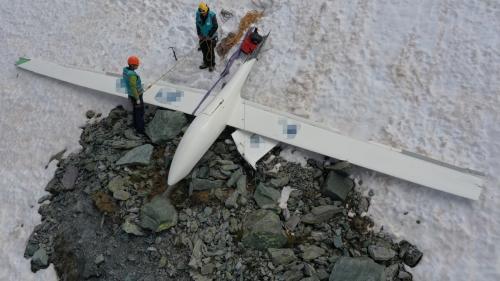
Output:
[227,99,483,200]
[15,57,213,115]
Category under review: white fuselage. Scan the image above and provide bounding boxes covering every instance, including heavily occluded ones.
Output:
[167,59,257,185]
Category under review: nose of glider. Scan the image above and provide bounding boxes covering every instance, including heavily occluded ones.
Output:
[167,152,192,186]
[167,164,184,186]
[167,173,180,186]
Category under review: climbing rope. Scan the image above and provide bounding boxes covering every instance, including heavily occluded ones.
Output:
[191,47,242,115]
[216,10,264,57]
[144,44,199,91]
[199,36,217,69]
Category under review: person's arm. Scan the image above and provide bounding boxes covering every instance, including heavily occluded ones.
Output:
[196,24,202,38]
[196,12,202,38]
[208,14,218,38]
[128,75,140,102]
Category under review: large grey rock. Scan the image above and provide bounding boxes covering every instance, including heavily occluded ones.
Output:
[146,110,187,143]
[368,245,396,262]
[302,204,343,224]
[329,257,386,281]
[116,144,153,166]
[140,196,177,232]
[31,248,49,271]
[242,210,287,250]
[322,171,354,201]
[268,248,297,265]
[61,165,79,190]
[253,183,280,209]
[300,245,326,261]
[190,178,225,191]
[399,240,423,267]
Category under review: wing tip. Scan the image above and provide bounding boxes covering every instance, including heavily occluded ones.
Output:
[15,57,31,66]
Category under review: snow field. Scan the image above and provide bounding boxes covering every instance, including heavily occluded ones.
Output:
[1,0,499,280]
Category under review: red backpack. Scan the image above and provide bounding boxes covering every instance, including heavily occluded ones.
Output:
[241,28,263,55]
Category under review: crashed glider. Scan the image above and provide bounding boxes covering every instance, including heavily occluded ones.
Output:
[15,44,483,200]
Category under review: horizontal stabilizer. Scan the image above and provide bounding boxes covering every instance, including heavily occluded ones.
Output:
[231,130,278,169]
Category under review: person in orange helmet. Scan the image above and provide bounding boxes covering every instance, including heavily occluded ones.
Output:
[123,56,145,134]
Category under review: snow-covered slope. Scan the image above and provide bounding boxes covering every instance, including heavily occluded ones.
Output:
[1,0,498,280]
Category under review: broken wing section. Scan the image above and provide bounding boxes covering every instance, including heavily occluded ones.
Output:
[231,130,279,169]
[227,99,483,200]
[15,57,213,115]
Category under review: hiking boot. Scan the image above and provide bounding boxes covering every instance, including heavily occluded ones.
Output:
[199,64,208,69]
[209,66,214,72]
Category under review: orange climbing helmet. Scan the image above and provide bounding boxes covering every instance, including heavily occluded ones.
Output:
[127,55,140,66]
